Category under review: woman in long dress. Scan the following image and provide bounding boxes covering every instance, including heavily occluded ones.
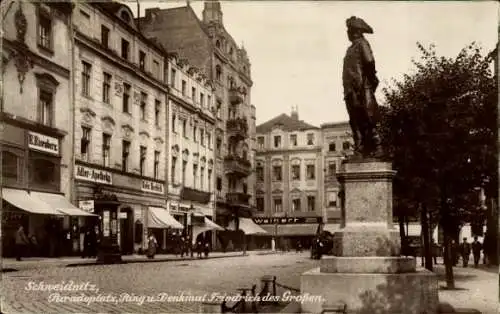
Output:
[146,233,158,259]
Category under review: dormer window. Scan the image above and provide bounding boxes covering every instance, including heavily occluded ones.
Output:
[121,11,131,23]
[216,40,221,49]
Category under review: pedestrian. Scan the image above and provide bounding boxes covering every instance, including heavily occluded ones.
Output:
[197,240,203,258]
[180,236,185,257]
[460,237,471,267]
[472,236,482,267]
[204,241,210,258]
[15,225,29,261]
[450,240,458,266]
[82,227,90,258]
[146,233,158,259]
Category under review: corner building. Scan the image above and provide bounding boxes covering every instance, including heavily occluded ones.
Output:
[0,1,90,257]
[139,1,258,251]
[72,2,169,254]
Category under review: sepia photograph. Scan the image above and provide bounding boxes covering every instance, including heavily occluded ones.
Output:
[0,0,498,313]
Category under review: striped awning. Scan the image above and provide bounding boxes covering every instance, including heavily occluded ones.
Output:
[227,218,268,235]
[148,207,184,229]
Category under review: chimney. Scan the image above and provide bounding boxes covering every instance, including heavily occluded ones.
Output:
[202,0,223,24]
[291,106,299,120]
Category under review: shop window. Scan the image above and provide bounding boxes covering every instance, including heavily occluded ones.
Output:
[32,158,56,185]
[2,151,18,179]
[134,220,143,244]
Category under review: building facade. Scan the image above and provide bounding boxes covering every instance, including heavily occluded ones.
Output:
[1,1,82,257]
[139,1,256,250]
[320,121,354,226]
[254,108,326,250]
[165,53,217,246]
[72,2,169,254]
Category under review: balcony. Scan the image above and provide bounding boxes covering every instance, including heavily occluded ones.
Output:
[180,187,211,204]
[226,192,251,206]
[226,117,248,139]
[224,155,252,177]
[228,87,244,105]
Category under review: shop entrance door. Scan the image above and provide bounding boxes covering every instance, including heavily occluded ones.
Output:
[119,208,133,255]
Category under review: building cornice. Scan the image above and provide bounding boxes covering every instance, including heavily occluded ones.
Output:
[0,112,67,138]
[256,147,323,156]
[169,93,216,125]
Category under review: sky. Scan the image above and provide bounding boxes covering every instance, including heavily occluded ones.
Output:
[125,1,498,127]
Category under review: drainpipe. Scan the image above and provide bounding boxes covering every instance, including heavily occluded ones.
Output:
[69,4,76,206]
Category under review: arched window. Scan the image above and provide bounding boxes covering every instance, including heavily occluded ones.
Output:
[120,11,131,23]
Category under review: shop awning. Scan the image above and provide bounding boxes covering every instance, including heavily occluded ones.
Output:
[2,188,63,216]
[256,225,276,235]
[192,217,224,244]
[227,218,269,235]
[31,192,97,217]
[277,224,319,236]
[323,224,340,234]
[148,207,184,229]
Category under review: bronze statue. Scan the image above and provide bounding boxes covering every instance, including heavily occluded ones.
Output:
[342,16,383,158]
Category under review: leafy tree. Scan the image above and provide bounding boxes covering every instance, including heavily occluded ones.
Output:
[379,42,497,288]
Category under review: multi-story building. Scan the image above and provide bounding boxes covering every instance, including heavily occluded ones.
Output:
[254,108,325,250]
[72,2,172,254]
[165,52,218,246]
[0,1,92,257]
[320,121,354,230]
[139,1,257,250]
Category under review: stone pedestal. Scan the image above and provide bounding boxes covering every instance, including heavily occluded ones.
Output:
[301,161,438,313]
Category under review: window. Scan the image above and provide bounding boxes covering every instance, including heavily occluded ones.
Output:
[101,25,109,48]
[306,164,315,180]
[2,151,18,179]
[207,95,212,108]
[193,164,198,188]
[121,39,129,60]
[291,165,300,180]
[170,68,177,88]
[216,101,222,118]
[193,126,197,142]
[122,140,130,172]
[274,136,281,148]
[102,133,111,167]
[81,61,91,96]
[182,161,187,185]
[215,65,222,81]
[208,169,212,191]
[139,50,146,70]
[307,133,315,145]
[290,134,297,146]
[182,119,187,137]
[38,12,52,50]
[207,133,212,149]
[274,198,283,212]
[33,159,55,184]
[256,198,264,212]
[155,100,161,126]
[256,166,264,181]
[140,92,147,120]
[328,193,337,207]
[191,87,196,101]
[328,162,336,177]
[172,114,177,133]
[80,127,91,161]
[200,93,205,107]
[200,129,205,146]
[123,83,130,113]
[39,90,53,126]
[154,151,160,179]
[307,196,316,211]
[200,167,205,189]
[216,177,222,191]
[292,198,301,211]
[329,142,336,152]
[343,141,351,150]
[181,80,186,96]
[216,138,222,155]
[153,60,160,79]
[257,137,264,149]
[273,166,282,181]
[139,146,147,176]
[171,157,177,184]
[102,72,111,103]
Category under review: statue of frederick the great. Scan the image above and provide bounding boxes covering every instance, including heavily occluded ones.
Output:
[342,16,383,159]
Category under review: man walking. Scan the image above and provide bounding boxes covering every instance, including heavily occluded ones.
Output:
[472,236,482,267]
[460,237,471,267]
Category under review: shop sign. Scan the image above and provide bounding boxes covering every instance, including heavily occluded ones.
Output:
[78,200,94,213]
[118,212,127,219]
[252,217,322,225]
[75,165,112,185]
[28,131,59,155]
[141,180,164,194]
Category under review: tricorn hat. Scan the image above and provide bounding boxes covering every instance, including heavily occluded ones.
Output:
[346,16,373,34]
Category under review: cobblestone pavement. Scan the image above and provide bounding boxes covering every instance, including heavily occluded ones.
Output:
[2,252,316,313]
